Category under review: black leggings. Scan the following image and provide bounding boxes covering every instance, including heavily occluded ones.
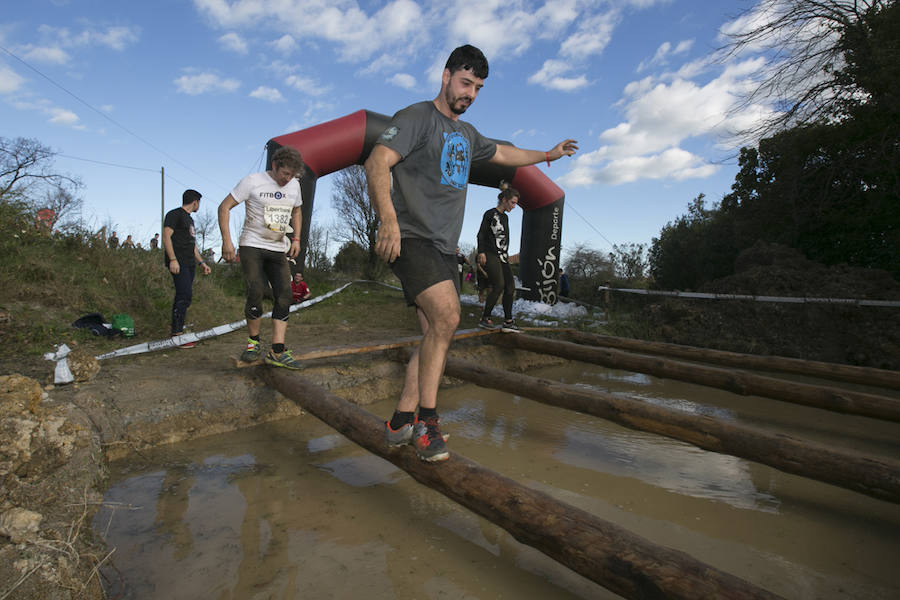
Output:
[481,253,514,321]
[239,246,292,321]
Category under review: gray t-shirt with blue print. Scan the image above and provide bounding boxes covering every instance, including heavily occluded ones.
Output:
[376,101,496,255]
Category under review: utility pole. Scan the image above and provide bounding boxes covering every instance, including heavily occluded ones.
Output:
[160,166,165,235]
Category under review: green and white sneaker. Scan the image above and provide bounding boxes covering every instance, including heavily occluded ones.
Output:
[240,338,261,363]
[265,348,303,370]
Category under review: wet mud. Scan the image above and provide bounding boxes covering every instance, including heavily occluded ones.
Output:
[93,359,900,600]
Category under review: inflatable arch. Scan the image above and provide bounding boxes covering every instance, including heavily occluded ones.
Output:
[267,109,565,304]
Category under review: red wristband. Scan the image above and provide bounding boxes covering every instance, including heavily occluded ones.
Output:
[545,151,551,167]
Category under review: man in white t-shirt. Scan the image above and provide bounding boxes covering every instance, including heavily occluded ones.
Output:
[218,146,305,369]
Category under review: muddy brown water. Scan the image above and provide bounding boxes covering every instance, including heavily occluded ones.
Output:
[93,362,900,599]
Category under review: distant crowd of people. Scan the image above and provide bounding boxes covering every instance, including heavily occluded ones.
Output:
[96,230,161,252]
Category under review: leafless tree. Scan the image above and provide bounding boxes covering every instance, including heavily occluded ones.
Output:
[0,136,82,204]
[193,207,217,252]
[39,185,84,232]
[330,164,382,278]
[564,243,614,281]
[721,0,889,136]
[305,224,332,272]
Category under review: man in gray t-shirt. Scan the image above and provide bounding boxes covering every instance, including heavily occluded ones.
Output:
[364,44,578,462]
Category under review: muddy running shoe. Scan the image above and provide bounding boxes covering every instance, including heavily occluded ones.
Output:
[386,419,449,447]
[265,348,303,370]
[412,417,450,462]
[240,338,261,362]
[500,319,520,333]
[172,334,196,349]
[478,318,496,330]
[384,420,414,447]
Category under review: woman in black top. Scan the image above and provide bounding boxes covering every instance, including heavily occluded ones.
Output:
[477,183,520,331]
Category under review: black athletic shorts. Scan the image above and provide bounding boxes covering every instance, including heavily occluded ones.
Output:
[390,238,460,306]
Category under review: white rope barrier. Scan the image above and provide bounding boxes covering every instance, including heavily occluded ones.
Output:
[598,286,900,307]
[44,280,403,383]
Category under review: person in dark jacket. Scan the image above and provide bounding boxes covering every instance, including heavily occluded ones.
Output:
[477,182,520,332]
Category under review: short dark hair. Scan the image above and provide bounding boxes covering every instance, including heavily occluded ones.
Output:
[183,189,202,205]
[445,45,489,79]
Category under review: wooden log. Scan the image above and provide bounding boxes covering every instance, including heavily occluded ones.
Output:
[291,327,493,361]
[493,334,900,423]
[261,369,783,600]
[427,351,900,505]
[565,330,900,392]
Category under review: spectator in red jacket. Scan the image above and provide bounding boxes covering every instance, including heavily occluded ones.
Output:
[291,272,310,304]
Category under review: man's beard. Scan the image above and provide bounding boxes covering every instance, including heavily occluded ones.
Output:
[446,90,472,114]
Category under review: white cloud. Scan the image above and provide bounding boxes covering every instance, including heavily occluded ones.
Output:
[0,63,25,94]
[218,32,248,54]
[174,71,241,95]
[638,38,694,72]
[90,26,140,50]
[249,85,285,102]
[270,34,296,54]
[673,39,693,54]
[388,73,416,90]
[21,45,70,64]
[192,0,424,61]
[47,107,80,126]
[559,51,776,187]
[606,57,773,154]
[37,24,140,51]
[560,11,618,60]
[511,128,537,139]
[284,73,327,96]
[528,59,588,92]
[526,8,617,91]
[561,147,718,186]
[0,71,87,130]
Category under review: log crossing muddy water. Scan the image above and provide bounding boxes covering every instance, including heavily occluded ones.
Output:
[428,351,900,504]
[261,369,783,600]
[92,332,900,599]
[564,331,900,391]
[493,333,900,422]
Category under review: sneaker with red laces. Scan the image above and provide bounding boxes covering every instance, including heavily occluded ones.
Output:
[411,417,449,462]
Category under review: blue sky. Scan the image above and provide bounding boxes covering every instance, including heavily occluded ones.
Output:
[1,0,777,263]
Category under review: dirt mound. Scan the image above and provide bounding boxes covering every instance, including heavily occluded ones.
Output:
[712,241,900,300]
[631,243,900,369]
[1,374,106,600]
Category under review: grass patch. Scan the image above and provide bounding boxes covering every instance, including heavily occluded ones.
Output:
[0,226,420,366]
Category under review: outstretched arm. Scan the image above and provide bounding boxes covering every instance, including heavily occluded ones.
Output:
[364,144,403,263]
[490,139,578,168]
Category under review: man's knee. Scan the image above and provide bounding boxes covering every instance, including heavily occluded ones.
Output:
[430,300,460,337]
[417,284,460,337]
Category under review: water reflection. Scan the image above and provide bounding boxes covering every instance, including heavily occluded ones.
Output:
[94,419,611,600]
[554,425,780,512]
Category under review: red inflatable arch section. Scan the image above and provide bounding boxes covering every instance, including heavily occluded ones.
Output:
[268,109,565,304]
